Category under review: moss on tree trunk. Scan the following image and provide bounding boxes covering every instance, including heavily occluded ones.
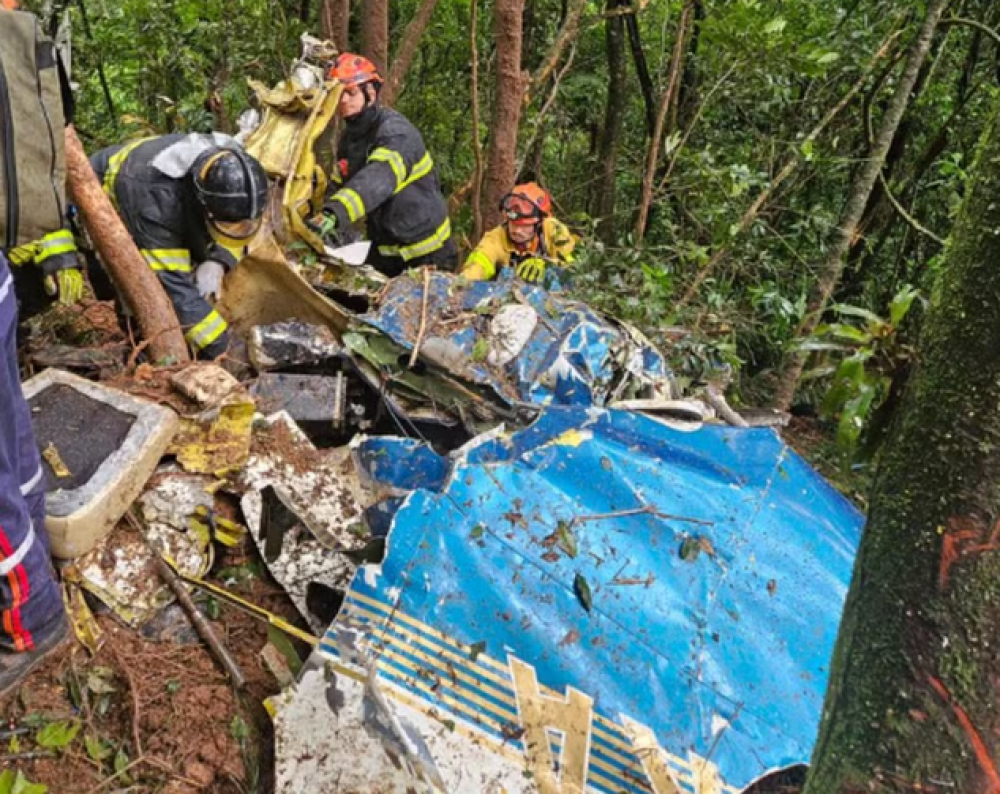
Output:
[804,99,1000,794]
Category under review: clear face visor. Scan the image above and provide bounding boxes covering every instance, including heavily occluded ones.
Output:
[209,215,262,242]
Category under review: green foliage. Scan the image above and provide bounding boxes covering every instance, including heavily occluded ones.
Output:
[800,285,921,458]
[0,771,47,794]
[34,720,80,751]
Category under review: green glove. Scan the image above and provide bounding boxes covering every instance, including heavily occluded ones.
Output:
[515,257,546,284]
[44,268,85,306]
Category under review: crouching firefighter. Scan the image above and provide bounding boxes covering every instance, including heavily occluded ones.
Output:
[89,134,268,359]
[461,182,576,284]
[1,0,84,324]
[310,53,456,277]
[0,1,70,697]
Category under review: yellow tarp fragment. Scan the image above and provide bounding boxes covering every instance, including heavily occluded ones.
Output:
[61,578,103,655]
[169,398,255,476]
[189,505,246,548]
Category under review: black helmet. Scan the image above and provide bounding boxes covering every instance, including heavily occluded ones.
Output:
[191,147,268,239]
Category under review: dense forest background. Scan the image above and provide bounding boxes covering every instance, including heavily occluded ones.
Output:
[25,0,1000,465]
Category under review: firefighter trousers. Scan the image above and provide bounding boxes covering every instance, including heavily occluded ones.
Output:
[0,253,63,652]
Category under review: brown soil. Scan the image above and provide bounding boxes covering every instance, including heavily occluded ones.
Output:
[0,561,307,794]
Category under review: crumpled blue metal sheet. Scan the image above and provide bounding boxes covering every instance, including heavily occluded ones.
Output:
[360,271,671,408]
[339,408,862,792]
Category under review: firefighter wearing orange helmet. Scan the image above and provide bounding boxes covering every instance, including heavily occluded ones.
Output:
[461,183,576,284]
[312,53,455,276]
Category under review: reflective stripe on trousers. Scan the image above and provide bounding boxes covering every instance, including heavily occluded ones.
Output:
[0,254,62,652]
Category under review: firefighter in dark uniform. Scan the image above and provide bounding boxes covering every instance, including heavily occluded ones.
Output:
[89,134,268,358]
[0,0,69,697]
[312,53,456,277]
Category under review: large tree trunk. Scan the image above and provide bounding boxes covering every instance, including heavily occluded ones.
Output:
[320,0,350,51]
[772,0,948,410]
[360,0,389,71]
[64,127,189,364]
[482,0,528,231]
[804,96,1000,794]
[592,0,628,245]
[382,0,441,106]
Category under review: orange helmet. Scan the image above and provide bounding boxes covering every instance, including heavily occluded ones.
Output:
[1,0,20,9]
[501,182,552,226]
[328,53,383,87]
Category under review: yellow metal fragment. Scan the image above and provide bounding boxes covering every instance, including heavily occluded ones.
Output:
[42,442,71,478]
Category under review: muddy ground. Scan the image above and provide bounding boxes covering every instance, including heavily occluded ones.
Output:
[0,548,307,794]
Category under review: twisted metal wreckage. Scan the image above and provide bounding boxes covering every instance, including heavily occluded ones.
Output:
[41,37,863,794]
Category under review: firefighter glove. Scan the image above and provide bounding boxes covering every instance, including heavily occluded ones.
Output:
[43,268,85,306]
[195,259,226,302]
[515,257,546,284]
[307,212,341,247]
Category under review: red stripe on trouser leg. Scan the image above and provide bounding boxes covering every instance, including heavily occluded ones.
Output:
[0,526,31,651]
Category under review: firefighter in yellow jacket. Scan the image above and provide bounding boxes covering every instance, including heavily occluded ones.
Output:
[461,183,576,283]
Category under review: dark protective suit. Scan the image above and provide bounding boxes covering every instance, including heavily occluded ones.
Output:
[0,253,61,652]
[90,135,238,358]
[325,104,455,277]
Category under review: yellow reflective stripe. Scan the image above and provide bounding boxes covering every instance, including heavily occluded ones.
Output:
[369,147,407,187]
[379,218,451,262]
[103,138,149,211]
[142,249,193,272]
[185,309,228,350]
[396,152,433,194]
[333,188,365,223]
[464,249,496,280]
[34,230,78,263]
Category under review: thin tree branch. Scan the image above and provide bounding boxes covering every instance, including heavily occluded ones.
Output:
[676,28,903,307]
[470,0,485,241]
[939,16,1000,48]
[527,0,587,104]
[382,0,441,106]
[773,0,950,410]
[878,170,945,246]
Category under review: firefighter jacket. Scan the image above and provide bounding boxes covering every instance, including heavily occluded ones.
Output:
[463,217,577,281]
[324,104,451,265]
[90,134,242,274]
[90,134,236,356]
[0,8,78,275]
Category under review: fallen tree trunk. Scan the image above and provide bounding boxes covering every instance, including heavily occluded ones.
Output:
[64,126,190,364]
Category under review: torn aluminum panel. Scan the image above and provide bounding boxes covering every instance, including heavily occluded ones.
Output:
[241,413,371,631]
[273,407,863,793]
[359,270,676,413]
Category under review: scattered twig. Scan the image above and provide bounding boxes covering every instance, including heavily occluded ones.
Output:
[569,505,713,529]
[125,322,185,370]
[83,755,147,794]
[143,755,205,787]
[409,267,432,369]
[109,643,143,758]
[0,751,55,761]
